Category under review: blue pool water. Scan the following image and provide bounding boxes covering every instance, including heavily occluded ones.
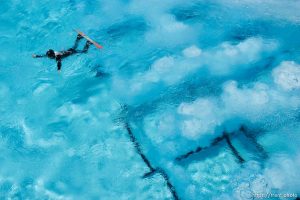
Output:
[1,0,300,199]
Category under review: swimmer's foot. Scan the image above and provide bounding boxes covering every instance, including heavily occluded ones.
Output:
[86,40,92,46]
[76,34,83,40]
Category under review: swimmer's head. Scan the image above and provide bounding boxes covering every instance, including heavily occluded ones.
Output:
[46,49,55,58]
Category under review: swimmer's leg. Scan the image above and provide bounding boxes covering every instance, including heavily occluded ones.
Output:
[72,34,84,50]
[76,41,92,53]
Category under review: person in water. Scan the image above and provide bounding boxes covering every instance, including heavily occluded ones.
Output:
[32,34,92,71]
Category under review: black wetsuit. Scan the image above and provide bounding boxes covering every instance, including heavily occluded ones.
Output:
[34,34,92,71]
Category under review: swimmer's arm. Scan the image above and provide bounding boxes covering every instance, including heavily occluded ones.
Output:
[56,55,62,71]
[32,54,46,58]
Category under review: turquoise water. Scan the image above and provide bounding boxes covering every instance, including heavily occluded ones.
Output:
[1,0,300,199]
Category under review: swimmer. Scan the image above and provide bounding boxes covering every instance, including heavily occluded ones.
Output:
[32,34,92,71]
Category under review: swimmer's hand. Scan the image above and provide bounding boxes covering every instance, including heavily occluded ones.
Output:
[32,54,37,58]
